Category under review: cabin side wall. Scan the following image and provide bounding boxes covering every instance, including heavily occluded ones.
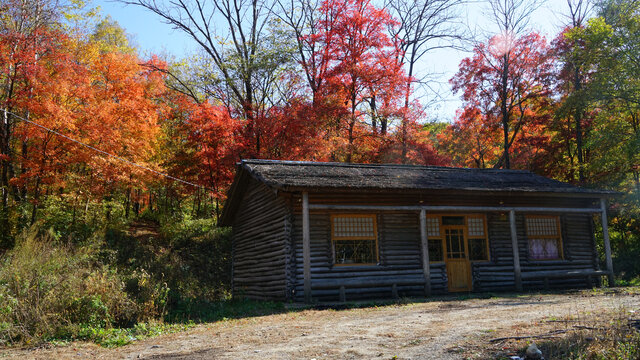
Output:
[232,179,292,301]
[286,192,600,302]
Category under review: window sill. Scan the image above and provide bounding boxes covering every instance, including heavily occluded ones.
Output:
[527,259,567,264]
[332,263,380,268]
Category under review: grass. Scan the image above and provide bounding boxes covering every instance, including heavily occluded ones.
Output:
[166,298,286,323]
[481,290,640,360]
[533,311,640,359]
[45,299,284,348]
[72,322,195,347]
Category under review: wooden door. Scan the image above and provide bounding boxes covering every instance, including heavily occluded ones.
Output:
[444,227,472,292]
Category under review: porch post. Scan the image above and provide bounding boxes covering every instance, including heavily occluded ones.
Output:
[600,198,615,286]
[302,192,311,303]
[419,209,431,296]
[509,210,522,291]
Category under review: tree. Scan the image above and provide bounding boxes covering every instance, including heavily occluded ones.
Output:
[477,0,543,169]
[313,0,407,162]
[451,31,554,169]
[273,0,326,103]
[186,101,238,218]
[119,0,297,157]
[572,0,640,194]
[8,37,167,222]
[0,0,62,220]
[89,15,136,54]
[384,0,466,162]
[553,0,594,183]
[439,107,501,168]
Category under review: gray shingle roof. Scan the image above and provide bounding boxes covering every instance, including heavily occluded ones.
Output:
[219,159,616,225]
[239,159,615,195]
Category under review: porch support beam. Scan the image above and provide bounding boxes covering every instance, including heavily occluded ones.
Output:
[309,204,602,213]
[509,210,522,291]
[302,192,312,303]
[600,198,615,286]
[419,209,431,296]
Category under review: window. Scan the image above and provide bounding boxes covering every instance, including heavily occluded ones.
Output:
[428,239,444,262]
[426,216,444,262]
[467,216,489,261]
[442,216,464,225]
[426,217,440,237]
[445,228,465,259]
[468,238,488,261]
[526,216,563,260]
[423,215,489,262]
[331,215,378,265]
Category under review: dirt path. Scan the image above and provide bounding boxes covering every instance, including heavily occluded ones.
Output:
[7,290,640,360]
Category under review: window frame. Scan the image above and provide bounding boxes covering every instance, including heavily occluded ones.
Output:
[465,214,491,263]
[525,215,564,261]
[330,214,380,266]
[424,214,490,263]
[426,215,445,263]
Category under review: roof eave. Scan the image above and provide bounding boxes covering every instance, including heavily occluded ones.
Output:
[219,163,249,226]
[219,161,288,226]
[275,185,619,198]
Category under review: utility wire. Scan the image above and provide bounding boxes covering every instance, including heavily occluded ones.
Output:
[4,110,210,191]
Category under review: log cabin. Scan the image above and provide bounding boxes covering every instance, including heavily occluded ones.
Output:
[220,159,617,303]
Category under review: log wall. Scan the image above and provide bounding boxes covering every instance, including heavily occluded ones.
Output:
[231,179,292,301]
[290,211,447,302]
[286,192,601,301]
[473,213,599,291]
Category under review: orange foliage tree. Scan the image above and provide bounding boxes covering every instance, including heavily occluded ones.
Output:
[2,21,168,223]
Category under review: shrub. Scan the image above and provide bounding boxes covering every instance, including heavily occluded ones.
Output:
[101,216,231,323]
[162,218,231,297]
[0,227,159,345]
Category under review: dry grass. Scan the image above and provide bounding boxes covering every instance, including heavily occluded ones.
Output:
[4,288,640,359]
[464,290,640,359]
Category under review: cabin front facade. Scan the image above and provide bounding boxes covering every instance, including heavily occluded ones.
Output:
[220,160,616,303]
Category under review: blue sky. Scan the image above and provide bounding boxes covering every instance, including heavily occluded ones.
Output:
[96,0,572,122]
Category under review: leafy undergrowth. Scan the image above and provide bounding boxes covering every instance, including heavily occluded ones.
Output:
[0,217,236,348]
[57,321,195,348]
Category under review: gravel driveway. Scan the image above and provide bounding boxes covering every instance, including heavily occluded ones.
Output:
[7,290,640,360]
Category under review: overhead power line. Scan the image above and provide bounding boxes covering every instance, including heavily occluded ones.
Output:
[4,110,209,191]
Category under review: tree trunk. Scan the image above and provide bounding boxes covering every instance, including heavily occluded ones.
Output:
[30,176,41,225]
[401,55,416,164]
[501,54,510,169]
[1,109,11,210]
[573,68,585,183]
[347,91,357,163]
[370,96,377,132]
[125,185,131,219]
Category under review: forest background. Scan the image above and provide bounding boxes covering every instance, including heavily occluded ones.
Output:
[0,0,639,347]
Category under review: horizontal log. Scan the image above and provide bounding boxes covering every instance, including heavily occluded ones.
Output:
[308,204,602,213]
[521,270,610,279]
[312,277,427,289]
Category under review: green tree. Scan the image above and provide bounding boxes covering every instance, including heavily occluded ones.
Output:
[89,15,136,54]
[571,0,640,193]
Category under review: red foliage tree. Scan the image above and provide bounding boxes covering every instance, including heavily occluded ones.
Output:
[312,0,408,162]
[450,31,555,169]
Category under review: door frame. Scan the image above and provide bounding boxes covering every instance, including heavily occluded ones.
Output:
[442,224,472,292]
